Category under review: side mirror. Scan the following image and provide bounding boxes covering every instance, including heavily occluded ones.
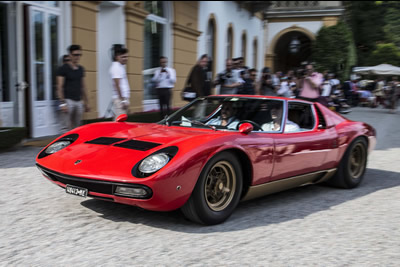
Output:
[239,123,253,134]
[116,114,128,122]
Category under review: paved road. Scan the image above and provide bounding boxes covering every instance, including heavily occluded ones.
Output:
[0,107,399,266]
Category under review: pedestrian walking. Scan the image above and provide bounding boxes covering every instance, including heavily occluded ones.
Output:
[388,76,399,113]
[151,56,176,119]
[372,77,385,108]
[57,44,90,133]
[109,45,130,119]
[182,55,209,118]
[183,54,209,100]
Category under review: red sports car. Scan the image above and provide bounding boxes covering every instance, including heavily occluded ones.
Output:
[36,96,376,225]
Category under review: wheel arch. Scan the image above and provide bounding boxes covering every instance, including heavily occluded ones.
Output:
[223,148,253,199]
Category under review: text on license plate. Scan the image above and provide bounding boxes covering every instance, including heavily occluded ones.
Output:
[66,184,88,198]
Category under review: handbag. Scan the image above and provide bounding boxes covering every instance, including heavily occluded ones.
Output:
[182,87,197,101]
[181,71,197,101]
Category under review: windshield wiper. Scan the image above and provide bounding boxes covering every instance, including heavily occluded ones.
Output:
[177,119,217,131]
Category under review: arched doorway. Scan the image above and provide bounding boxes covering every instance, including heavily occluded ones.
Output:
[273,31,312,73]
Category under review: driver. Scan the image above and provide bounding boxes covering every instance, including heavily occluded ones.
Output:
[206,101,240,130]
[261,103,300,132]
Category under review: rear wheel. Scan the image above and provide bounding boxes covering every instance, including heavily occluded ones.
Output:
[327,138,368,188]
[181,152,243,225]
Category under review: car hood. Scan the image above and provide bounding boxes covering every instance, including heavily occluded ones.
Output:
[37,122,228,181]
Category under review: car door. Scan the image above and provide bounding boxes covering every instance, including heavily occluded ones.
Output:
[270,101,339,181]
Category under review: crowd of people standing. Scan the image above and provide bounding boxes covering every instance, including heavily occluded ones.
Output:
[55,44,399,133]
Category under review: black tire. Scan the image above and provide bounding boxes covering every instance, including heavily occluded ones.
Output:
[327,137,368,189]
[181,152,243,225]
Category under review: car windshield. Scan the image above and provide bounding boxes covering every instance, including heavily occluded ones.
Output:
[162,96,285,131]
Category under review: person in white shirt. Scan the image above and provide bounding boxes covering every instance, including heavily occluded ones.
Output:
[277,76,291,97]
[152,56,177,118]
[109,47,130,119]
[261,103,300,133]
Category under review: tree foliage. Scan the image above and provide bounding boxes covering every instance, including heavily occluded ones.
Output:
[312,21,356,81]
[368,43,400,66]
[344,1,387,66]
[345,1,400,66]
[383,2,400,48]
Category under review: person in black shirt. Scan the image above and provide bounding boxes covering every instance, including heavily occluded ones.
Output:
[57,44,90,133]
[237,69,257,95]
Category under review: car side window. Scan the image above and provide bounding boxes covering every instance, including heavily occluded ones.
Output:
[287,102,315,132]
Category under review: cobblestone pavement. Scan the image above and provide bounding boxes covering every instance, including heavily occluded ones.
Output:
[0,107,399,266]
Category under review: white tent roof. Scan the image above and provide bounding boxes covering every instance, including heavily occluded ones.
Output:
[353,64,400,76]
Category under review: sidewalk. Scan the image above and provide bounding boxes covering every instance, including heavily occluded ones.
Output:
[22,135,60,148]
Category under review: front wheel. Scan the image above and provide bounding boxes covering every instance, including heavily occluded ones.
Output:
[327,138,368,189]
[181,152,243,225]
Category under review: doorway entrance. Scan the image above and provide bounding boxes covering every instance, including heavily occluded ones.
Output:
[273,31,312,73]
[0,2,18,127]
[26,3,61,137]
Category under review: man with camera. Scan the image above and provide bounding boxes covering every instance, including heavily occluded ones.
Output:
[152,56,177,118]
[213,59,241,94]
[298,64,323,102]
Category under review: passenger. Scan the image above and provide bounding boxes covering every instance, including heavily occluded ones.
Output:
[207,101,240,130]
[261,104,300,132]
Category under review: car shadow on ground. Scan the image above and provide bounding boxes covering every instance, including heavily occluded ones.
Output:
[81,167,400,233]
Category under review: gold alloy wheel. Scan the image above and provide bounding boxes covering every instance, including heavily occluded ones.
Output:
[348,143,366,179]
[204,161,236,212]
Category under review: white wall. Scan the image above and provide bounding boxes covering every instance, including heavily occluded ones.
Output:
[97,2,126,118]
[197,1,264,75]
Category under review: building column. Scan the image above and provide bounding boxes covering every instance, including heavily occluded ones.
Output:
[125,2,148,113]
[265,53,275,72]
[172,1,201,108]
[71,1,99,120]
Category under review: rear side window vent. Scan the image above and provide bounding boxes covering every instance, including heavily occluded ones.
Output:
[315,106,327,128]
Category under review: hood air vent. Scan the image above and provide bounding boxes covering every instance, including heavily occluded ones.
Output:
[114,140,161,151]
[85,137,126,145]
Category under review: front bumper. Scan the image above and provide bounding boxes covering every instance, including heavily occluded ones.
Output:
[37,164,160,205]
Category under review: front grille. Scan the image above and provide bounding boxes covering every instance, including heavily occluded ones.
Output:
[85,137,126,145]
[37,164,152,199]
[114,140,161,151]
[43,169,113,194]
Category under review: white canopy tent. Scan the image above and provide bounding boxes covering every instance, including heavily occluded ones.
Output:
[353,64,400,76]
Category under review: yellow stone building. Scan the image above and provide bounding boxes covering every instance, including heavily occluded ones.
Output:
[0,1,343,138]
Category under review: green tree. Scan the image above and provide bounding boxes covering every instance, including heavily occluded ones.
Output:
[344,1,387,66]
[312,21,356,81]
[368,43,400,65]
[383,2,400,47]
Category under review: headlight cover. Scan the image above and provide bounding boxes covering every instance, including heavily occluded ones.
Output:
[38,134,79,159]
[132,146,178,178]
[138,153,170,174]
[45,141,71,154]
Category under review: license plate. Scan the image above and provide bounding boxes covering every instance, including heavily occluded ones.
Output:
[66,184,88,198]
